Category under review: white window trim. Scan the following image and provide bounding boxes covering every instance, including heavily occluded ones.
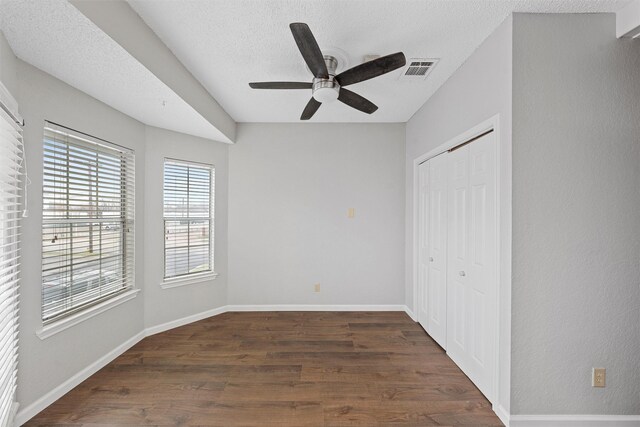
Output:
[161,271,219,290]
[36,288,140,340]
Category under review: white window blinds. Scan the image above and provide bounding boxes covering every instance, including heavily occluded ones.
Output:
[163,159,214,279]
[41,122,135,323]
[0,92,23,427]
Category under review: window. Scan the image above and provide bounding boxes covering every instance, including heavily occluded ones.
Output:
[0,87,23,427]
[163,159,214,280]
[41,122,135,323]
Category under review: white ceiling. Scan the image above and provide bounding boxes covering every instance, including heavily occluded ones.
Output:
[0,0,228,141]
[129,0,629,123]
[0,0,630,131]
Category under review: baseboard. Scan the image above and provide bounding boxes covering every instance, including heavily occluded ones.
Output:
[494,404,511,426]
[403,306,417,321]
[144,305,227,336]
[509,414,640,427]
[225,304,408,312]
[14,330,145,426]
[147,304,409,335]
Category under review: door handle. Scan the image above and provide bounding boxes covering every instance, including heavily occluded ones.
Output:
[459,271,466,277]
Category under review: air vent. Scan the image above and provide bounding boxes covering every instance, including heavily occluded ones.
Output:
[399,58,439,80]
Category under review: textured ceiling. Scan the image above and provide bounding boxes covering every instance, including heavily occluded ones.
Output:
[0,0,228,141]
[129,0,629,123]
[0,0,631,129]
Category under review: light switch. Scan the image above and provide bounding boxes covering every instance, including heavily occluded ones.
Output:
[347,208,355,218]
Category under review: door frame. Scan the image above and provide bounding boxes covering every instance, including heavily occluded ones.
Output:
[411,114,510,414]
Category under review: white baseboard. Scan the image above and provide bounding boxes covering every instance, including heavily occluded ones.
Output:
[494,404,511,426]
[509,415,640,427]
[144,305,227,336]
[403,306,417,321]
[14,330,145,426]
[226,304,408,312]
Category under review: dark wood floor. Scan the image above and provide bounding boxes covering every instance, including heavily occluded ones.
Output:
[26,311,502,426]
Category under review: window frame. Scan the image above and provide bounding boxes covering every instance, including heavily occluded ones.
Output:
[162,157,215,285]
[40,122,136,326]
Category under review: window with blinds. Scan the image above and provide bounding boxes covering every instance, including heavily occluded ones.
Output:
[41,122,135,323]
[163,159,214,279]
[0,92,23,427]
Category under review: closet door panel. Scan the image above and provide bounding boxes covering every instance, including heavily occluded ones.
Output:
[466,133,497,397]
[417,161,430,330]
[446,131,497,402]
[426,152,448,348]
[446,146,469,357]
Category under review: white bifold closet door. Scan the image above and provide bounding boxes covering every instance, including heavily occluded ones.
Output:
[446,131,497,399]
[417,152,448,348]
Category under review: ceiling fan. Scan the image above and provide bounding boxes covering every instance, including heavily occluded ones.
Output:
[249,23,406,120]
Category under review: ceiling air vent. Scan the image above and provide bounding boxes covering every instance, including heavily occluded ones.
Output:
[399,58,439,80]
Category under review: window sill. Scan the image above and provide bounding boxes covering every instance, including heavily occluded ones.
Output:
[36,289,141,340]
[161,272,219,290]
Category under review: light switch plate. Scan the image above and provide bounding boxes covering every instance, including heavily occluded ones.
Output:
[347,208,355,218]
[314,283,320,292]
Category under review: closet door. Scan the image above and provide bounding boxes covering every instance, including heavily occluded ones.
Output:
[426,152,448,348]
[417,161,430,329]
[446,131,496,400]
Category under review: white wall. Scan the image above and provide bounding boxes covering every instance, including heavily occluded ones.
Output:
[228,123,406,306]
[143,126,228,328]
[404,16,513,414]
[16,59,146,412]
[511,13,640,415]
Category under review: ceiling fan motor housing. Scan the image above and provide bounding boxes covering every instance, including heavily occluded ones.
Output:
[312,55,340,103]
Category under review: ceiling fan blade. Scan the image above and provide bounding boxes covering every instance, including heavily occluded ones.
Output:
[249,82,312,89]
[301,97,321,120]
[336,52,406,87]
[290,23,328,79]
[338,88,378,114]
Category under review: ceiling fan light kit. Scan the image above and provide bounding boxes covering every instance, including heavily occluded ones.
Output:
[249,22,406,120]
[312,56,340,103]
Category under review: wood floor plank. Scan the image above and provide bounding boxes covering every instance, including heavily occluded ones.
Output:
[26,311,502,426]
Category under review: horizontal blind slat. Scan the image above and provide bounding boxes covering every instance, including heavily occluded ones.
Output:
[0,97,21,427]
[163,159,213,279]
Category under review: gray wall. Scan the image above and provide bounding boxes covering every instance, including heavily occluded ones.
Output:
[16,59,147,412]
[405,16,513,413]
[511,13,640,415]
[0,31,17,95]
[2,36,232,416]
[143,126,229,328]
[228,123,406,306]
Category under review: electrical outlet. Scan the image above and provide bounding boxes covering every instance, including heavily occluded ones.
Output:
[592,368,606,387]
[347,208,355,218]
[314,283,320,292]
